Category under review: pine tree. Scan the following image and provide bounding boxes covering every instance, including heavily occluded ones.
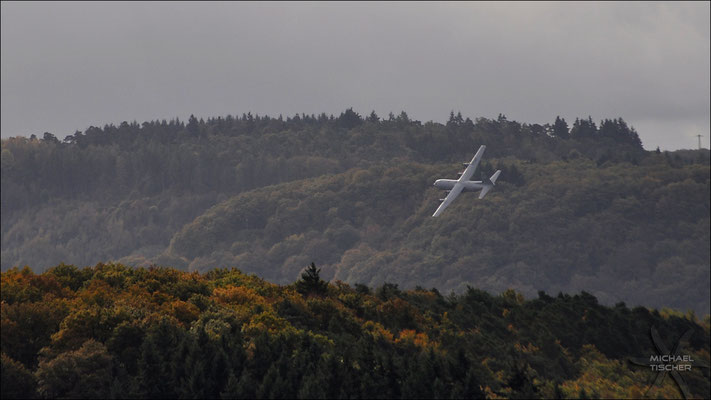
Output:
[338,108,362,129]
[220,373,241,399]
[295,262,328,296]
[366,111,380,123]
[187,114,200,137]
[553,116,569,139]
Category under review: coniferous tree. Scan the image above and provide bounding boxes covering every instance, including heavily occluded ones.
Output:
[295,263,328,296]
[570,116,597,138]
[553,116,569,139]
[187,114,200,137]
[220,373,241,399]
[366,110,380,123]
[338,108,362,129]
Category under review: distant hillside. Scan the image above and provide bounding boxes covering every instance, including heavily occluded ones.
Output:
[2,264,709,399]
[164,157,710,314]
[1,111,646,214]
[2,110,709,315]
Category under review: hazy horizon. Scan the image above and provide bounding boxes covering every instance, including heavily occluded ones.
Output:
[2,2,709,150]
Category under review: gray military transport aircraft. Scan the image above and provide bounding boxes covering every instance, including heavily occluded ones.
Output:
[432,145,501,217]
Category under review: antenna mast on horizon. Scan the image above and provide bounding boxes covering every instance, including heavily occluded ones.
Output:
[697,134,703,150]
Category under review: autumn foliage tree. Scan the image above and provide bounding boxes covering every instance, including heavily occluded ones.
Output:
[1,264,708,399]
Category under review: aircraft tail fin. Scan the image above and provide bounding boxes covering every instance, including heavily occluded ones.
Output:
[481,170,501,186]
[479,170,501,199]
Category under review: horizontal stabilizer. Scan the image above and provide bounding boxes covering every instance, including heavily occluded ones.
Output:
[490,170,501,184]
[479,185,492,199]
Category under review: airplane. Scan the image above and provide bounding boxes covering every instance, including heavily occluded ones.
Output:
[432,145,501,217]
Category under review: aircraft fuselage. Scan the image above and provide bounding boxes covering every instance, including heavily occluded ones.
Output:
[433,179,486,192]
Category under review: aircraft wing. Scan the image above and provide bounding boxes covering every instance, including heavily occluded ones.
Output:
[432,183,464,217]
[459,145,486,182]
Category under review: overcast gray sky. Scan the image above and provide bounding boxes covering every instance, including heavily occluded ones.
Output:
[2,1,709,150]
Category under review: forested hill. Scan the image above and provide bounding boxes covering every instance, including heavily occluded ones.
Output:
[2,110,710,315]
[1,264,709,399]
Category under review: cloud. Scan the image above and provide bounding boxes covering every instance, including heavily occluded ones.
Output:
[2,2,709,150]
